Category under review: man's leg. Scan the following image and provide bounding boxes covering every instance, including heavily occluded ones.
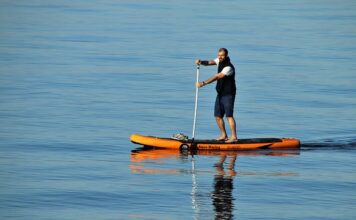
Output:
[215,116,228,140]
[222,94,237,143]
[226,117,238,142]
[215,95,228,140]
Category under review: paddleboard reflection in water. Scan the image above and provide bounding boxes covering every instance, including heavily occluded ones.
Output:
[130,148,300,219]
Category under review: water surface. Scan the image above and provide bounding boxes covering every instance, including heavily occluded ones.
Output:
[1,0,356,219]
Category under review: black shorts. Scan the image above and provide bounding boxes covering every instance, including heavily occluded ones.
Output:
[214,94,235,118]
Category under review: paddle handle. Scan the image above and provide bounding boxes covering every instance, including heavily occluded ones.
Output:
[192,65,200,139]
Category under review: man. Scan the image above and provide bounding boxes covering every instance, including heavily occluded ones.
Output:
[195,48,238,143]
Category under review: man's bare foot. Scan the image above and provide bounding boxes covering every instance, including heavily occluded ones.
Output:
[216,136,228,141]
[225,138,238,143]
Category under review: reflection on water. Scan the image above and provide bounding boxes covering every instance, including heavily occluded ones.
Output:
[130,147,299,219]
[130,147,299,164]
[212,155,237,220]
[191,157,199,220]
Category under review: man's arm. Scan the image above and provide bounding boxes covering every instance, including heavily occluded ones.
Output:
[195,59,216,66]
[196,72,225,88]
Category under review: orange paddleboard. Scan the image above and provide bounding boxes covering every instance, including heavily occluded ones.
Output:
[130,133,300,151]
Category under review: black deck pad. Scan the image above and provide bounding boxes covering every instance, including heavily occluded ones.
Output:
[181,138,283,144]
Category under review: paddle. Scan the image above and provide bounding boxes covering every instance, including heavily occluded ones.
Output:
[192,65,200,142]
[180,64,199,152]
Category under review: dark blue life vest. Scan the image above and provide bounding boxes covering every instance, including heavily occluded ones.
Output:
[216,57,236,96]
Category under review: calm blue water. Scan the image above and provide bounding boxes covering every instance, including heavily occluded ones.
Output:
[1,0,356,219]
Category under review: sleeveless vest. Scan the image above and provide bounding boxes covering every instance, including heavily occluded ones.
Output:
[216,57,236,96]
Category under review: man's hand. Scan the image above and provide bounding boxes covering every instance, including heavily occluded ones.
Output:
[196,81,205,88]
[195,59,201,65]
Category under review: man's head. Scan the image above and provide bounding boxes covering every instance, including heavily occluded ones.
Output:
[218,48,229,63]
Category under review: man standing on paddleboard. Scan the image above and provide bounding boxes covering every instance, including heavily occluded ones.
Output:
[195,48,238,143]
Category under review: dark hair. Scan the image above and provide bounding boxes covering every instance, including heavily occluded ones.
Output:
[218,48,229,56]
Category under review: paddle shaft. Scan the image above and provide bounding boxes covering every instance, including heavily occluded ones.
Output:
[192,65,200,140]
